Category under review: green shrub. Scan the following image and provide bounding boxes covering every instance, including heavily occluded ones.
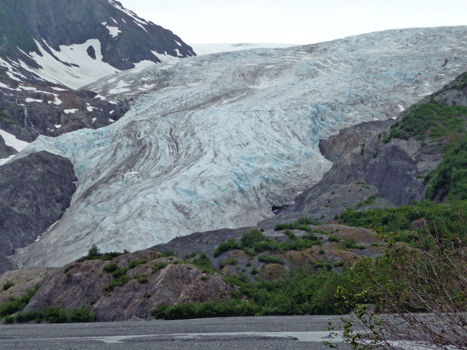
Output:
[4,315,15,324]
[213,238,241,257]
[0,286,39,318]
[240,230,265,248]
[69,305,96,323]
[152,263,168,274]
[257,255,284,265]
[44,306,70,323]
[2,281,14,291]
[251,266,259,275]
[340,237,366,250]
[128,259,148,269]
[103,263,119,273]
[112,267,128,279]
[192,253,213,271]
[104,275,131,292]
[328,235,341,242]
[15,310,44,323]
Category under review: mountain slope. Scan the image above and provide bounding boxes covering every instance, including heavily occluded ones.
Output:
[11,26,467,269]
[0,0,193,156]
[0,0,195,88]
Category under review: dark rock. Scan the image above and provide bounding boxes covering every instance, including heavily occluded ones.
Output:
[0,151,76,274]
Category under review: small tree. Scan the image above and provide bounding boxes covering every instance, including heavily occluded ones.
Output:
[327,207,467,350]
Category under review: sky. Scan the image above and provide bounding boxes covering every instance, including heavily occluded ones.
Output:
[117,0,466,45]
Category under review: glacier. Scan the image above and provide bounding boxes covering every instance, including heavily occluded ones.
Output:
[12,26,467,268]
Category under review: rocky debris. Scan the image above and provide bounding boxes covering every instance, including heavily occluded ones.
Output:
[0,268,55,306]
[23,250,235,322]
[0,151,76,274]
[0,135,16,158]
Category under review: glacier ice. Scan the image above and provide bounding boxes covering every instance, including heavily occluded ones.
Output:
[12,26,467,268]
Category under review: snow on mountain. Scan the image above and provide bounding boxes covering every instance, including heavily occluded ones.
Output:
[12,26,467,268]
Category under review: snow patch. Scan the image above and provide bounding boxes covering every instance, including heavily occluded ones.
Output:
[25,39,120,89]
[64,109,78,114]
[0,129,29,153]
[25,98,42,103]
[104,25,122,38]
[54,124,61,128]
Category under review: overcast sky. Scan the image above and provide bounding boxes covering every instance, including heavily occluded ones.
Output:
[117,0,466,45]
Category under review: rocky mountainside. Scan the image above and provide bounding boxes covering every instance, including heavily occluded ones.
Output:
[0,151,77,275]
[0,0,194,157]
[11,26,467,269]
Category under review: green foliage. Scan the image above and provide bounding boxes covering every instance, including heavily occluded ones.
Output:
[354,194,381,209]
[4,315,15,324]
[76,245,124,262]
[152,262,168,274]
[69,305,96,323]
[0,285,39,318]
[386,101,467,143]
[340,237,366,250]
[44,306,70,324]
[274,217,320,232]
[213,238,241,257]
[240,230,265,248]
[328,235,341,242]
[339,200,467,251]
[153,264,353,319]
[425,135,467,200]
[103,263,119,273]
[103,275,131,292]
[2,281,14,291]
[191,253,214,271]
[257,255,284,265]
[157,251,176,258]
[15,310,44,323]
[128,259,148,269]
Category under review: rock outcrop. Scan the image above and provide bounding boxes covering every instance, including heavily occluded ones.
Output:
[0,151,76,274]
[24,249,235,321]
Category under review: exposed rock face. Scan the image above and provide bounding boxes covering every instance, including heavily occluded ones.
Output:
[0,81,130,144]
[261,72,467,228]
[0,151,76,273]
[24,250,235,321]
[0,135,16,158]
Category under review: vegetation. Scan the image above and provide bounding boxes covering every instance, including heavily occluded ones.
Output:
[0,285,39,319]
[153,264,354,320]
[76,245,125,262]
[353,194,381,209]
[11,305,96,324]
[2,281,14,291]
[327,207,467,350]
[383,101,467,143]
[424,135,467,201]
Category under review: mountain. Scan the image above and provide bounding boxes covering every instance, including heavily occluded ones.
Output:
[0,0,194,152]
[0,0,195,272]
[9,26,467,269]
[0,0,195,88]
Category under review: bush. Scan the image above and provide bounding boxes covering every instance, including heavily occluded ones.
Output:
[257,255,284,265]
[69,305,96,323]
[128,259,148,269]
[104,275,130,292]
[213,239,240,257]
[0,286,39,318]
[240,230,265,248]
[152,263,168,274]
[2,281,14,291]
[103,263,119,273]
[44,306,70,324]
[340,237,366,250]
[4,315,15,324]
[15,310,44,323]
